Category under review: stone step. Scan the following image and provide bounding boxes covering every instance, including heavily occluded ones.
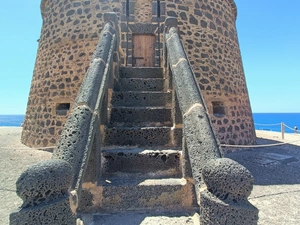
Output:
[103,127,182,147]
[79,210,200,225]
[108,106,172,127]
[101,147,182,179]
[111,91,172,107]
[119,67,164,78]
[78,178,197,213]
[114,78,165,92]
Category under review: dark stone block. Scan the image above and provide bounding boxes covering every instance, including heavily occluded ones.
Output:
[201,53,208,58]
[205,12,213,20]
[167,11,177,17]
[49,127,55,135]
[201,20,207,28]
[66,9,75,16]
[83,1,90,6]
[209,22,216,30]
[84,8,90,14]
[164,17,178,30]
[178,5,189,11]
[194,9,202,17]
[73,2,81,7]
[200,78,209,84]
[218,127,225,133]
[189,14,198,25]
[200,66,209,72]
[180,12,187,20]
[73,19,80,25]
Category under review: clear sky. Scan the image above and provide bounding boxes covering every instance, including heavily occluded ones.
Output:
[0,0,299,114]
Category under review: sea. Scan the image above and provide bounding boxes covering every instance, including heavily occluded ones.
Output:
[0,113,299,133]
[253,113,300,133]
[0,115,25,127]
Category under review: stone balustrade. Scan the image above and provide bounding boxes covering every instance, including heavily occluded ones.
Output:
[10,12,119,225]
[164,18,258,224]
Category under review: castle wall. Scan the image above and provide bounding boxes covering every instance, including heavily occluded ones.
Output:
[22,0,123,147]
[22,0,255,148]
[164,0,255,145]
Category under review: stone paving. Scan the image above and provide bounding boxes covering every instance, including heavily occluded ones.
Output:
[0,127,52,225]
[1,128,300,225]
[226,130,300,225]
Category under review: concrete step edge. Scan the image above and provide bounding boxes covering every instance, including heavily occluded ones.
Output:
[98,177,187,187]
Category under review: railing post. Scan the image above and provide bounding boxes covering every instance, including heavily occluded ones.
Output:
[281,122,285,139]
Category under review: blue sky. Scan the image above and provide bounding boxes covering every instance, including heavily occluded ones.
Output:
[0,0,299,114]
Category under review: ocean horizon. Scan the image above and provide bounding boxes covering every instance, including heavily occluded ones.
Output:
[0,114,25,127]
[1,113,299,133]
[253,113,300,133]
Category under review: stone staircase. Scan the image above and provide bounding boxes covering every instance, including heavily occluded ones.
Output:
[78,67,198,224]
[10,17,258,225]
[104,67,180,147]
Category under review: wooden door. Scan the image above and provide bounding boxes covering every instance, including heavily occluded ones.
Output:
[132,34,155,67]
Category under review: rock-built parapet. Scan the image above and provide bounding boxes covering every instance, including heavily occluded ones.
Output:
[22,0,255,148]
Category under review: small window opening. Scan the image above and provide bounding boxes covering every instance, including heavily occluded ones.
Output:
[157,0,161,18]
[56,103,70,116]
[126,0,129,18]
[212,101,225,117]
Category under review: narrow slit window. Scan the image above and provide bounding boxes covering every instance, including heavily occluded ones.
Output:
[56,103,70,116]
[157,0,161,18]
[212,101,225,117]
[126,0,129,18]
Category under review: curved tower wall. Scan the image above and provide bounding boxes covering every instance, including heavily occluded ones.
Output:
[22,0,255,147]
[165,0,255,145]
[22,0,123,147]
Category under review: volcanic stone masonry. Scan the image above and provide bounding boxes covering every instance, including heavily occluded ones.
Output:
[22,0,256,148]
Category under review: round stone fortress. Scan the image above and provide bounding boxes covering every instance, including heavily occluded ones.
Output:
[22,0,256,148]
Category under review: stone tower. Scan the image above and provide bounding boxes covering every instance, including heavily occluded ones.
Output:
[22,0,256,147]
